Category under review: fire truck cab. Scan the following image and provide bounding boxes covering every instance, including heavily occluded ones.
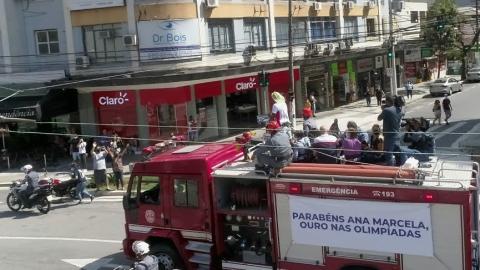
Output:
[122,143,480,270]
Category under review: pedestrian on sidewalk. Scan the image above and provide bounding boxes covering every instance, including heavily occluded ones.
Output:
[378,95,403,166]
[442,94,452,125]
[187,115,199,142]
[91,142,110,191]
[309,93,317,115]
[432,100,442,125]
[108,144,128,190]
[77,137,87,170]
[71,163,94,203]
[364,87,372,106]
[405,81,413,99]
[375,88,383,106]
[69,131,80,163]
[302,107,316,137]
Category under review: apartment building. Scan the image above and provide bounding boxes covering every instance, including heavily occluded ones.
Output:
[0,0,431,142]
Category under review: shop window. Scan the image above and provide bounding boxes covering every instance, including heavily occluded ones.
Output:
[83,23,127,64]
[275,18,307,45]
[244,19,266,49]
[344,18,358,41]
[196,97,218,139]
[366,18,376,37]
[208,19,234,53]
[310,18,336,41]
[411,11,419,23]
[174,179,198,208]
[35,30,59,55]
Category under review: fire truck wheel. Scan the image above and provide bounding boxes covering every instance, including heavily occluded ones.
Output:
[151,244,182,270]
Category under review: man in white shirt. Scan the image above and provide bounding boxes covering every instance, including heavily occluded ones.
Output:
[312,126,339,163]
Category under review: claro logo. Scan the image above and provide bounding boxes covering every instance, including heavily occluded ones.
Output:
[98,92,130,106]
[235,77,257,91]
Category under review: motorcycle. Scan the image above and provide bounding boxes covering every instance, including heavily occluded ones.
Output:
[50,172,77,199]
[6,180,52,214]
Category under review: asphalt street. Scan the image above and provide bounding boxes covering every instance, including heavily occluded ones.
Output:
[0,189,130,270]
[404,81,480,159]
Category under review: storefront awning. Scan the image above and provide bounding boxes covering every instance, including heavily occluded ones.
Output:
[194,81,221,100]
[269,69,300,89]
[39,89,78,121]
[140,86,191,105]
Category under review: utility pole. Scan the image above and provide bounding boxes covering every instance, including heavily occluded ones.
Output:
[288,0,295,122]
[476,0,479,63]
[389,0,397,96]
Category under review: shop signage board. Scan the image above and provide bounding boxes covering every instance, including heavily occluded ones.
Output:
[225,75,259,94]
[68,0,125,11]
[421,48,434,58]
[138,20,201,61]
[404,62,417,78]
[0,106,38,120]
[404,47,422,62]
[92,90,136,108]
[289,195,434,256]
[356,58,374,73]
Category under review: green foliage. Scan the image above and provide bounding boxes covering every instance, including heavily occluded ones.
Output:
[423,0,458,54]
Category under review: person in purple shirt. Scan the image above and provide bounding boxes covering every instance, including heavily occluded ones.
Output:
[340,128,362,161]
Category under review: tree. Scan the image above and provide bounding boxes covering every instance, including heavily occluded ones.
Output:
[423,0,458,79]
[453,10,480,79]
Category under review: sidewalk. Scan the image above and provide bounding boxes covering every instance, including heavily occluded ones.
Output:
[0,80,433,190]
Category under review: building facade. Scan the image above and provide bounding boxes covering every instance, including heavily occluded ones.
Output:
[0,0,434,144]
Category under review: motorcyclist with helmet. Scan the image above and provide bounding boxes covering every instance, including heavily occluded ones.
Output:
[18,164,39,208]
[131,241,159,270]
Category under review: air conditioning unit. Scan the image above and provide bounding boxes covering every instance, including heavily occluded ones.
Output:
[75,56,89,68]
[327,43,334,50]
[98,30,113,39]
[339,41,346,50]
[206,0,219,8]
[334,2,340,10]
[314,2,322,11]
[368,0,375,8]
[315,44,323,54]
[347,1,354,9]
[123,35,137,46]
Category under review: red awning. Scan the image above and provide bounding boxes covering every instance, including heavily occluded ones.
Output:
[269,69,300,89]
[194,81,222,100]
[140,86,191,105]
[225,75,259,94]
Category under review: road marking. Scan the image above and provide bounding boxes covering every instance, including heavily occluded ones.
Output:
[0,186,9,191]
[62,258,126,270]
[0,236,121,243]
[433,121,468,141]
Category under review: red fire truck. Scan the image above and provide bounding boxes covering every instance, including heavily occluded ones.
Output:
[122,143,480,270]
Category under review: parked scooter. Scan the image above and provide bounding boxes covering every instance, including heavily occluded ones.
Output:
[6,180,52,214]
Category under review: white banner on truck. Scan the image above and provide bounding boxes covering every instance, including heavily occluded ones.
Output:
[289,195,434,256]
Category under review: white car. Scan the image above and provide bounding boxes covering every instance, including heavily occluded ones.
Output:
[429,77,463,96]
[467,67,480,82]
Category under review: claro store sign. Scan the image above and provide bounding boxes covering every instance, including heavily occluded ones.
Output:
[92,90,136,108]
[68,0,125,11]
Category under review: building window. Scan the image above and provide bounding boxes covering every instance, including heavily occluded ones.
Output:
[344,18,358,41]
[411,11,419,23]
[174,179,199,208]
[244,19,266,49]
[208,20,234,53]
[419,11,426,22]
[83,23,127,64]
[35,30,59,55]
[275,18,307,46]
[366,18,376,37]
[310,18,336,41]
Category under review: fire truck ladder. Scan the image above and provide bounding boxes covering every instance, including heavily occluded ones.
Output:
[185,240,213,269]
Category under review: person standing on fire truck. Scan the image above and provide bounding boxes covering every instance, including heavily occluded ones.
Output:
[254,121,292,175]
[131,241,159,270]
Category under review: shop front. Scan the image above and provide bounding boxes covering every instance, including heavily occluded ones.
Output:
[356,58,375,99]
[193,81,222,140]
[92,90,138,138]
[331,60,356,105]
[303,64,331,111]
[225,75,260,134]
[139,87,190,141]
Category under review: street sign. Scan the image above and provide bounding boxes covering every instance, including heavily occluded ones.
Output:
[386,67,393,77]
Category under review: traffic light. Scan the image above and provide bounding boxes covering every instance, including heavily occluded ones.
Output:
[387,51,393,59]
[258,70,270,87]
